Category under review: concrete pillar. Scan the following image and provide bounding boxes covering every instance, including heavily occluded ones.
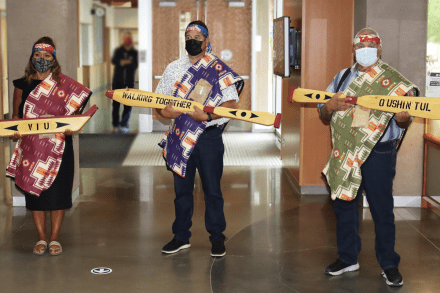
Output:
[355,0,428,203]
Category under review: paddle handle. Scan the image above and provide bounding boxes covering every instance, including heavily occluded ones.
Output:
[291,88,343,103]
[203,106,282,127]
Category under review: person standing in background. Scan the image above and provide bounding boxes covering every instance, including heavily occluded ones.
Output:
[111,31,138,134]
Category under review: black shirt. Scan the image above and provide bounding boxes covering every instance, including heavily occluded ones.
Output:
[13,78,42,118]
[111,46,138,88]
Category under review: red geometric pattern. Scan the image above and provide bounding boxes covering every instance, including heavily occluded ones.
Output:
[381,78,391,87]
[6,73,90,196]
[354,34,381,45]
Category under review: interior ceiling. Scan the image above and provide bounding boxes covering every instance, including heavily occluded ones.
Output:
[100,0,138,8]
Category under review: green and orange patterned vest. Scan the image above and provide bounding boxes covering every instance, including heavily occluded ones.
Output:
[323,60,419,201]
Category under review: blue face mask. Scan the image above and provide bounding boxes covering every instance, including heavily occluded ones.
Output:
[355,47,379,67]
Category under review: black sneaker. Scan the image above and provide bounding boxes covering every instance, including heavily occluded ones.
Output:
[325,259,360,276]
[162,239,190,254]
[211,239,226,257]
[381,268,403,287]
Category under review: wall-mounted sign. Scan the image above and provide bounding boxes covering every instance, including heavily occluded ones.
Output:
[221,49,233,62]
[427,70,440,97]
[140,50,147,63]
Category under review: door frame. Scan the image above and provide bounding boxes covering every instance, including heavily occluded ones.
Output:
[138,0,153,132]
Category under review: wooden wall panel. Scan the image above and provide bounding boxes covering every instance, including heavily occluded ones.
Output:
[281,0,302,181]
[281,75,301,182]
[281,0,354,188]
[152,0,251,122]
[299,0,354,186]
[152,0,198,121]
[302,0,354,91]
[152,0,198,77]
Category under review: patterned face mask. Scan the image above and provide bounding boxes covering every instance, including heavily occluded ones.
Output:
[32,58,53,73]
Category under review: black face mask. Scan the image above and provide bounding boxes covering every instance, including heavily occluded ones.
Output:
[185,39,204,56]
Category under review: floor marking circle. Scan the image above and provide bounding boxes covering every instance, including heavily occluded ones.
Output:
[91,267,112,275]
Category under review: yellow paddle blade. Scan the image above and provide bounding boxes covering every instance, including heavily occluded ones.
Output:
[0,105,98,137]
[291,87,440,120]
[204,106,281,127]
[106,89,282,128]
[355,95,440,120]
[107,88,202,112]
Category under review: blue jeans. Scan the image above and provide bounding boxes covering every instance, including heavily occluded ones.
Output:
[112,82,133,128]
[172,126,226,243]
[333,139,401,270]
[112,100,132,128]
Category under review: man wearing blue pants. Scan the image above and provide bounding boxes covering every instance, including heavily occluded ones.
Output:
[318,28,419,287]
[155,21,243,257]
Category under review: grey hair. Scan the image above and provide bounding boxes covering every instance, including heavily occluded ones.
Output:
[354,28,382,47]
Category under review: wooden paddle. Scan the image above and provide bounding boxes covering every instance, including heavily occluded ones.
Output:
[106,89,282,128]
[291,88,438,120]
[0,105,98,137]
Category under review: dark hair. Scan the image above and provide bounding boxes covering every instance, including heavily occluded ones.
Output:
[186,20,209,34]
[24,36,61,84]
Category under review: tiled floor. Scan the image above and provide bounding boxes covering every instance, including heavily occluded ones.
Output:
[78,133,282,167]
[1,164,440,292]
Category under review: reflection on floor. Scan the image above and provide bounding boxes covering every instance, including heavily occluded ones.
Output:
[1,163,440,292]
[79,133,137,168]
[78,133,282,168]
[120,133,282,166]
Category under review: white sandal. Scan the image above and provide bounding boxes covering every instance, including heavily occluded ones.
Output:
[49,241,62,256]
[33,240,47,255]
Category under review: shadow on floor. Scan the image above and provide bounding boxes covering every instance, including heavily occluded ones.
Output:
[79,133,137,168]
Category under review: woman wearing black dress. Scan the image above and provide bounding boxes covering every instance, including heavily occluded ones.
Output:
[9,37,90,255]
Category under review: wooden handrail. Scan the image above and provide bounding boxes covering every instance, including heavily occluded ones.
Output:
[423,133,440,217]
[424,133,440,148]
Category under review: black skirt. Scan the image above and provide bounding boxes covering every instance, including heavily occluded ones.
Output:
[22,136,74,211]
